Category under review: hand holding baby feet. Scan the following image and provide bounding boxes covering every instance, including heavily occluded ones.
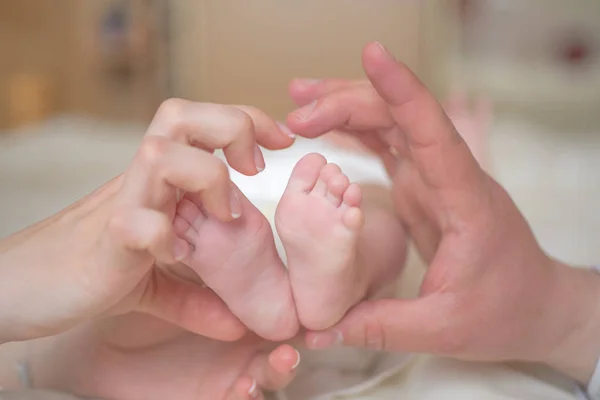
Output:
[276,153,366,331]
[173,186,299,341]
[31,315,300,400]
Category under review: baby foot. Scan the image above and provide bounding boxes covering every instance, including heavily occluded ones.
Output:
[275,153,366,331]
[173,186,298,341]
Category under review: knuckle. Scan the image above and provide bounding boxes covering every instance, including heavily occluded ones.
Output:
[137,136,169,167]
[154,98,190,140]
[227,108,255,142]
[106,209,132,241]
[358,302,388,351]
[156,98,187,121]
[151,219,172,245]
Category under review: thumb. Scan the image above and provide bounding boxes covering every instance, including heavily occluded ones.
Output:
[305,296,452,354]
[138,269,247,341]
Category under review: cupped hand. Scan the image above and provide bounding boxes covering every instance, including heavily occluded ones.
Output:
[285,43,599,367]
[0,99,294,343]
[31,315,300,400]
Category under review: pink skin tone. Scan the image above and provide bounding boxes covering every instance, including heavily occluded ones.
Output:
[175,152,377,333]
[275,153,366,330]
[0,99,305,398]
[285,42,600,386]
[174,185,300,342]
[25,315,300,400]
[0,99,300,345]
[26,150,386,400]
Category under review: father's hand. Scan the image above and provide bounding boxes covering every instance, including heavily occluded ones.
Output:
[286,43,599,369]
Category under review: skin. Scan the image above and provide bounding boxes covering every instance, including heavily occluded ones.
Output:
[0,98,296,344]
[286,42,600,386]
[4,40,598,396]
[0,99,302,398]
[0,94,404,398]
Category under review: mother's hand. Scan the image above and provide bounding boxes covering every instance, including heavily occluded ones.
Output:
[0,99,294,343]
[286,43,600,382]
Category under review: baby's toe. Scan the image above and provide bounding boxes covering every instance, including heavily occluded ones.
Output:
[326,173,350,207]
[176,198,204,222]
[172,215,194,241]
[343,207,364,232]
[285,153,327,193]
[342,183,362,208]
[311,163,341,196]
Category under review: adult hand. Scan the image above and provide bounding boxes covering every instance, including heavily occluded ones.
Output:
[29,315,299,400]
[0,99,295,343]
[290,79,492,169]
[286,43,600,383]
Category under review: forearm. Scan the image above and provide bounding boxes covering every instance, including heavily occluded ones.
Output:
[355,183,407,299]
[0,333,90,394]
[543,261,600,385]
[0,177,121,345]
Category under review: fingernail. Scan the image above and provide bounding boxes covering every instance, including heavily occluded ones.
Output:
[277,121,296,139]
[307,330,343,350]
[254,144,265,173]
[248,379,259,398]
[298,78,322,86]
[291,349,301,371]
[376,41,396,61]
[230,186,242,219]
[293,100,317,121]
[174,239,190,261]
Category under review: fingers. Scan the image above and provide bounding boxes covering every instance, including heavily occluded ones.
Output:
[146,99,294,176]
[138,269,247,342]
[360,42,481,189]
[288,42,484,191]
[234,105,297,148]
[287,83,394,138]
[245,344,300,391]
[289,78,367,106]
[305,297,455,355]
[122,136,238,221]
[225,376,264,400]
[108,207,247,340]
[226,344,300,399]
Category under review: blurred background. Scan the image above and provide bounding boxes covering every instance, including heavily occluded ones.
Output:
[1,0,600,265]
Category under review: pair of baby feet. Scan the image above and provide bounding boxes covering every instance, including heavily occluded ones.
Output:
[173,153,366,340]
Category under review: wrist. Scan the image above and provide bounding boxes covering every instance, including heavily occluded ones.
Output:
[0,341,28,390]
[541,261,600,384]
